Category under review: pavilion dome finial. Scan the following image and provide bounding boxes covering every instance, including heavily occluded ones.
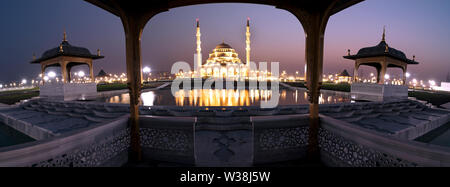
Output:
[63,29,67,42]
[382,26,386,42]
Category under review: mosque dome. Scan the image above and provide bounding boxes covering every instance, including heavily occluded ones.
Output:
[215,42,232,49]
[206,42,242,66]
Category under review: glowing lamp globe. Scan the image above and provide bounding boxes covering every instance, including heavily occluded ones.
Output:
[78,71,85,77]
[48,71,56,78]
[143,67,151,73]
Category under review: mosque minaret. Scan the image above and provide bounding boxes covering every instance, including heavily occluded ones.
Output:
[195,18,202,76]
[246,17,251,72]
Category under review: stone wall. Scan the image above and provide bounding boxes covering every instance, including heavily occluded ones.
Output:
[320,115,450,167]
[252,114,309,164]
[0,108,55,140]
[2,105,450,167]
[0,116,129,167]
[40,83,97,101]
[351,83,408,101]
[195,117,253,167]
[140,116,195,165]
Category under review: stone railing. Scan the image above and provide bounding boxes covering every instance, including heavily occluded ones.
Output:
[320,115,450,167]
[139,116,195,165]
[194,117,253,167]
[252,114,309,164]
[2,108,449,167]
[139,114,311,166]
[0,116,129,167]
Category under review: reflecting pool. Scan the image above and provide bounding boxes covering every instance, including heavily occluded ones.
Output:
[98,89,351,107]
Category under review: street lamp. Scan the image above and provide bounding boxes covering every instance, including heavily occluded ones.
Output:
[405,72,411,78]
[48,71,56,78]
[143,66,151,81]
[429,80,436,88]
[78,71,85,77]
[21,79,27,85]
[143,66,151,73]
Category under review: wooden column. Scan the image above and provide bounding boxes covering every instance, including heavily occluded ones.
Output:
[67,65,72,83]
[121,15,147,162]
[89,61,94,82]
[353,62,359,83]
[378,61,387,84]
[61,61,68,83]
[41,65,45,85]
[402,66,407,85]
[294,9,331,162]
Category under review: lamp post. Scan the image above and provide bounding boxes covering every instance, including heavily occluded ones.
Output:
[405,72,411,86]
[429,80,436,90]
[48,71,56,78]
[143,66,151,82]
[384,74,390,84]
[78,71,85,77]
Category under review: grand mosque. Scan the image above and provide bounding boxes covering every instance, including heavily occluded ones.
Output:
[194,18,251,80]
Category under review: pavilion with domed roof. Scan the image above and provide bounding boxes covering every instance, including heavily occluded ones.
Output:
[31,31,104,83]
[31,31,104,100]
[344,28,419,85]
[343,28,419,101]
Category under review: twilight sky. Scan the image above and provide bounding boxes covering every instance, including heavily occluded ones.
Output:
[0,0,450,84]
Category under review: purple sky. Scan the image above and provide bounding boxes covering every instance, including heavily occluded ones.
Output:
[0,0,449,84]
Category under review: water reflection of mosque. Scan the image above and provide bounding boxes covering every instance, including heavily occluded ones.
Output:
[105,88,350,107]
[175,89,349,107]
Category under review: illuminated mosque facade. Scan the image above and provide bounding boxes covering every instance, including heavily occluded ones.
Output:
[194,18,251,80]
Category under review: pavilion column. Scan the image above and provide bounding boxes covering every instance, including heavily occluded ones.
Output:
[41,65,46,85]
[121,14,150,162]
[67,65,72,83]
[61,61,68,83]
[353,62,359,83]
[376,66,381,84]
[378,61,387,84]
[88,61,94,82]
[294,9,331,162]
[402,66,407,85]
